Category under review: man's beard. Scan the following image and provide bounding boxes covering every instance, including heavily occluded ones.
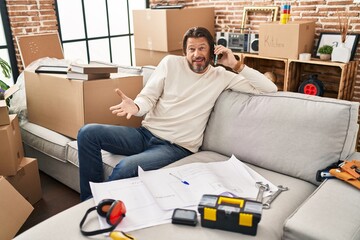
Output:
[188,57,210,73]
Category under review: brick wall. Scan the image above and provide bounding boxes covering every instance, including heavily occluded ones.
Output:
[5,0,57,71]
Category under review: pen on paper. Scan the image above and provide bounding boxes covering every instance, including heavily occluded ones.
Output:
[169,173,190,185]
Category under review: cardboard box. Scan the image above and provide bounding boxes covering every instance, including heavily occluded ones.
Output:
[135,48,183,66]
[259,21,315,59]
[0,176,33,240]
[6,157,42,205]
[0,85,19,126]
[0,114,24,176]
[133,7,214,52]
[24,72,143,139]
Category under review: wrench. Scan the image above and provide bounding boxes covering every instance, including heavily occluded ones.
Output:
[255,182,270,203]
[263,185,289,209]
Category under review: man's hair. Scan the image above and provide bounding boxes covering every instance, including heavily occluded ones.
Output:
[182,27,215,59]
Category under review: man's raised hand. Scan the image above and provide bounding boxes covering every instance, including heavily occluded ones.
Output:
[109,88,139,119]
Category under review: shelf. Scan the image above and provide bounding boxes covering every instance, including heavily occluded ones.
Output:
[237,53,358,100]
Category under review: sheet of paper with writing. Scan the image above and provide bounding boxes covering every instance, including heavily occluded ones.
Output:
[90,178,172,232]
[138,155,278,210]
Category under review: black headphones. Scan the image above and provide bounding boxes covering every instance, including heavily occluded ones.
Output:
[80,199,126,236]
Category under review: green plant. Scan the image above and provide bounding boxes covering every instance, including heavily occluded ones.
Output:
[318,45,333,55]
[0,57,12,105]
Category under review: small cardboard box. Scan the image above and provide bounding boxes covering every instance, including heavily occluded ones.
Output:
[24,71,143,139]
[135,48,183,66]
[259,21,315,59]
[0,176,33,240]
[6,157,42,205]
[133,7,214,52]
[0,114,24,176]
[0,85,19,126]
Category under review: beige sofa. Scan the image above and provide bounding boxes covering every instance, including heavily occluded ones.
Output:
[12,63,360,239]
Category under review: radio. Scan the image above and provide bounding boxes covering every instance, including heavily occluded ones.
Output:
[228,33,250,52]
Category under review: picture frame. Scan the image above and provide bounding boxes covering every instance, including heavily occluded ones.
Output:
[315,33,359,60]
[240,6,279,33]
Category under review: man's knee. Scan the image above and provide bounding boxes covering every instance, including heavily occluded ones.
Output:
[78,123,100,141]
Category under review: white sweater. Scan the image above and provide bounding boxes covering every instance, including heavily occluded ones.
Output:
[134,55,277,152]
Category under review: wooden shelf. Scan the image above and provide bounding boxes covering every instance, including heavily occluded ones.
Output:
[236,53,359,100]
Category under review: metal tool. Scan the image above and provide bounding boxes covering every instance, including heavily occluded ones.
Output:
[255,182,269,203]
[263,185,289,209]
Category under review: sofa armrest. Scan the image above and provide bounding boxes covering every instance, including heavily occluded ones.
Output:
[283,178,360,240]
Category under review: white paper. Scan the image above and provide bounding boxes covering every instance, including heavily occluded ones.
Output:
[90,178,172,232]
[138,155,277,210]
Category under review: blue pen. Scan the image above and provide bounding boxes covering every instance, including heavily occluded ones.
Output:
[169,173,190,185]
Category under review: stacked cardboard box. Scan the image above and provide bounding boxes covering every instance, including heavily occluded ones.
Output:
[0,94,43,239]
[133,7,215,66]
[24,71,143,139]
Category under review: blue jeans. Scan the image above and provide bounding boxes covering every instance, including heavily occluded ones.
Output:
[77,124,192,201]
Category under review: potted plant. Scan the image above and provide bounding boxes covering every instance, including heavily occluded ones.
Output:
[0,57,12,106]
[318,45,333,60]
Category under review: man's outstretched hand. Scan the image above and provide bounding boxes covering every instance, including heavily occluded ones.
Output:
[110,88,139,119]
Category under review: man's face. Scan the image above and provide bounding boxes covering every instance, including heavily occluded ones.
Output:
[185,37,211,74]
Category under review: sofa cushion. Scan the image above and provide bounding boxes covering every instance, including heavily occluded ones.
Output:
[21,121,73,162]
[165,151,316,240]
[202,91,359,185]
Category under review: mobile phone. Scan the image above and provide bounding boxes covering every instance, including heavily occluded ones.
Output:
[171,208,198,226]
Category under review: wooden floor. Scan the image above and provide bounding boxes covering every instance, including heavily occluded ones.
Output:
[16,171,81,236]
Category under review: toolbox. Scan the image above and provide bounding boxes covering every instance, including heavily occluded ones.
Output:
[198,194,262,236]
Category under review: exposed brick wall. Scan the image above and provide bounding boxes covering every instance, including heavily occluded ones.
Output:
[5,0,57,71]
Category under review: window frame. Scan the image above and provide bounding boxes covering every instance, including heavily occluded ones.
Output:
[54,0,149,66]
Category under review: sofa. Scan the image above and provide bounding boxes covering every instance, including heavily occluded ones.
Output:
[12,62,360,240]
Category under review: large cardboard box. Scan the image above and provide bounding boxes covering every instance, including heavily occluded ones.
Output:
[6,157,42,205]
[135,48,183,66]
[0,114,24,176]
[0,85,19,126]
[133,7,214,52]
[259,21,315,59]
[0,176,33,240]
[25,72,143,139]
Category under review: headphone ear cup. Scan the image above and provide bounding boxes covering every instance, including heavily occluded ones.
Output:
[106,200,126,226]
[96,199,116,217]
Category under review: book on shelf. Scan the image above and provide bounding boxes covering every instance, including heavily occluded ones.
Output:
[66,71,111,80]
[69,61,118,74]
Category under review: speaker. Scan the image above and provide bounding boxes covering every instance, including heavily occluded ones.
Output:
[216,32,229,47]
[249,34,259,53]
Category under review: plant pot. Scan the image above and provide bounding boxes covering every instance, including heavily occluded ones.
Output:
[319,54,331,61]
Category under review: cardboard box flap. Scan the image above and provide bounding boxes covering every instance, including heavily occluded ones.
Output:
[4,85,19,100]
[0,176,33,240]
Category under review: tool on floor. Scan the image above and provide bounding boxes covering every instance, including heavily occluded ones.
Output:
[255,182,269,203]
[198,194,263,236]
[263,185,289,209]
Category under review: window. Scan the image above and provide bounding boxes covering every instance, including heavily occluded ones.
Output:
[55,0,148,66]
[0,0,18,85]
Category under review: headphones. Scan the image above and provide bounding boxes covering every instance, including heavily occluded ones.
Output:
[80,199,126,236]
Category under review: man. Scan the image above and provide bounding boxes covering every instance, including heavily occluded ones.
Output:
[78,27,277,201]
